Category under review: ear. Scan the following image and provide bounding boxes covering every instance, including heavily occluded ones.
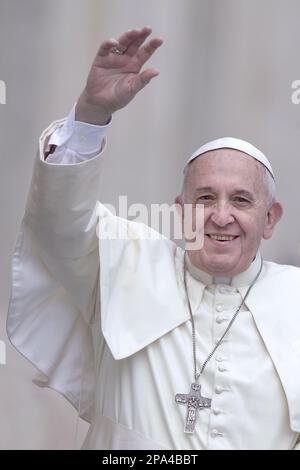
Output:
[175,195,183,213]
[263,202,283,240]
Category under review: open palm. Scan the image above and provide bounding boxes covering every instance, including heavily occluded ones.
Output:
[82,27,163,117]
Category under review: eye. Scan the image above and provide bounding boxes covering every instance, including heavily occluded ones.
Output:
[196,195,214,202]
[232,196,252,205]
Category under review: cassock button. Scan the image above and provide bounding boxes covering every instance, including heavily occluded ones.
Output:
[211,429,223,438]
[216,304,224,312]
[216,315,229,324]
[218,365,227,372]
[213,408,222,415]
[215,385,224,394]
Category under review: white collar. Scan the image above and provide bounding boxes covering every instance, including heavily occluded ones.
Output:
[185,252,262,288]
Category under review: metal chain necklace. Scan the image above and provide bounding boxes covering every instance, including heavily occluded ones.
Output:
[175,253,263,434]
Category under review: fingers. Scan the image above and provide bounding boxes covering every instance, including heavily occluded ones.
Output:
[135,37,164,67]
[120,27,152,56]
[97,38,120,57]
[97,27,150,57]
[131,68,160,94]
[96,27,163,60]
[117,26,152,51]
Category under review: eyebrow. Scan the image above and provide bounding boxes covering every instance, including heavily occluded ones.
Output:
[193,187,255,200]
[193,187,214,194]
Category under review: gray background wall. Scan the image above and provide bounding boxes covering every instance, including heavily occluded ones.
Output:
[0,0,300,449]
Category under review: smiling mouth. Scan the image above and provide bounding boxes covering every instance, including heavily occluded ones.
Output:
[206,234,239,242]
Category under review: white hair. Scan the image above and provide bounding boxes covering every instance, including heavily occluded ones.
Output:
[262,166,276,207]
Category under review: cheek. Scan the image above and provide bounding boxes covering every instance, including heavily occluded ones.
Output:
[239,213,266,242]
[203,209,216,226]
[188,207,205,231]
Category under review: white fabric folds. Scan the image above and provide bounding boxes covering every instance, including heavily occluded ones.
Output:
[6,120,300,449]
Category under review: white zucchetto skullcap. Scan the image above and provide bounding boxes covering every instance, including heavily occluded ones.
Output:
[185,137,275,179]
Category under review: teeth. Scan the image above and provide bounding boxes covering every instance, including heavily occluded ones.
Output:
[209,234,236,241]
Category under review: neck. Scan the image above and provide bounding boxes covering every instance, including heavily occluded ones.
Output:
[185,252,262,288]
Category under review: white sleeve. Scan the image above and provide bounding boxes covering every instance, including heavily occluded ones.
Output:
[45,103,112,164]
[6,118,108,422]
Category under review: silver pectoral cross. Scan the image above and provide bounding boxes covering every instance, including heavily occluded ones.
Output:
[175,382,212,434]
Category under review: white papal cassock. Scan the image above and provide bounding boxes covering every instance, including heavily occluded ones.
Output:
[6,119,300,450]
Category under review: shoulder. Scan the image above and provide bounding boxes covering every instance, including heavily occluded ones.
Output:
[263,260,300,281]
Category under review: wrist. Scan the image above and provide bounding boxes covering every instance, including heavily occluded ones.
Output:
[75,92,112,125]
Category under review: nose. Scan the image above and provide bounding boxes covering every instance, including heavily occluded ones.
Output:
[209,202,235,227]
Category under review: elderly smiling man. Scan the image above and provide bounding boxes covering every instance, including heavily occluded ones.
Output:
[7,27,300,450]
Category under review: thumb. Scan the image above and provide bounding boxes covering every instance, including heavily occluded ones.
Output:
[132,68,160,94]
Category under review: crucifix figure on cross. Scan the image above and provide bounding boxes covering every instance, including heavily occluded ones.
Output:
[175,382,212,434]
